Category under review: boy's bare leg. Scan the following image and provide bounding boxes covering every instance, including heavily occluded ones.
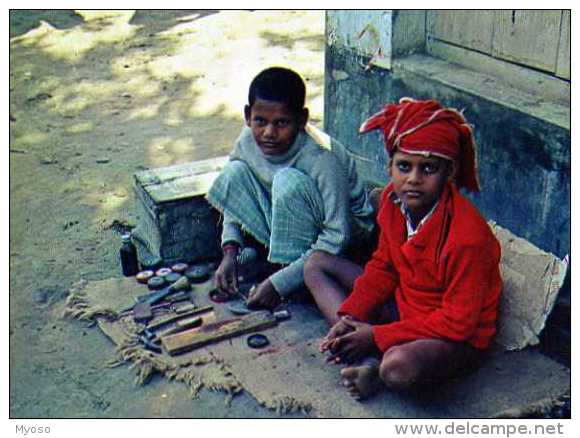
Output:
[340,339,481,400]
[304,250,363,325]
[378,339,482,392]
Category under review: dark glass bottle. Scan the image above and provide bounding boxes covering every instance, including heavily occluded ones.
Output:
[120,233,139,276]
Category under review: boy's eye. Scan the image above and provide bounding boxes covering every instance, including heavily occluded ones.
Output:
[275,119,290,128]
[396,161,411,172]
[422,163,439,174]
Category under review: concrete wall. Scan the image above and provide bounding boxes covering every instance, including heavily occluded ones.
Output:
[324,12,570,259]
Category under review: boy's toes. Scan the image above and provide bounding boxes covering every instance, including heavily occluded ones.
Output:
[350,390,362,401]
[341,378,354,388]
[339,360,381,401]
[342,377,362,400]
[349,390,362,400]
[341,367,363,399]
[340,366,359,381]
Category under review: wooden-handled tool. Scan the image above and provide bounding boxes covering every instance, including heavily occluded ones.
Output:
[161,310,279,356]
[121,276,191,315]
[138,275,190,306]
[146,305,214,331]
[158,316,203,337]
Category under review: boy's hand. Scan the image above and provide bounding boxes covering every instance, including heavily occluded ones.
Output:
[214,253,238,295]
[246,279,281,310]
[320,317,355,353]
[325,318,376,364]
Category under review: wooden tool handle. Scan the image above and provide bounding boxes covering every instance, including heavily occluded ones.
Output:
[168,276,190,292]
[147,305,214,331]
[160,317,202,337]
[161,311,278,356]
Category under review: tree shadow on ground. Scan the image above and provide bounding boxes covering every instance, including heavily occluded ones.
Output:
[9,10,220,40]
[260,30,324,51]
[9,9,326,243]
[129,10,219,35]
[9,10,84,37]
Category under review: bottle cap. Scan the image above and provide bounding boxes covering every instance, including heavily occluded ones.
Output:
[155,267,173,277]
[165,272,183,284]
[185,264,210,283]
[171,263,189,274]
[136,270,155,284]
[147,276,166,290]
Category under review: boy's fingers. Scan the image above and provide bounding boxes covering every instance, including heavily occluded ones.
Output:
[340,316,358,328]
[246,294,263,310]
[320,338,333,352]
[328,337,342,354]
[232,266,239,292]
[326,352,340,363]
[328,327,341,339]
[215,274,226,292]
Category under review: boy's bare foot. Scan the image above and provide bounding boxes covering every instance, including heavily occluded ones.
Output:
[340,357,382,401]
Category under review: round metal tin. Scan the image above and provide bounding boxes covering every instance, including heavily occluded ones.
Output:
[171,263,189,274]
[136,270,155,284]
[155,267,173,277]
[208,288,230,303]
[147,276,166,290]
[247,333,270,349]
[164,272,182,284]
[185,264,210,283]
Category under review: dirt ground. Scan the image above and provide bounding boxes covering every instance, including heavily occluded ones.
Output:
[9,10,326,418]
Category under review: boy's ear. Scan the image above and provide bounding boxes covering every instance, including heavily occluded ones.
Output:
[244,105,251,126]
[298,107,309,128]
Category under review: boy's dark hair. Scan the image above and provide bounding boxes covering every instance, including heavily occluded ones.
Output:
[248,67,306,113]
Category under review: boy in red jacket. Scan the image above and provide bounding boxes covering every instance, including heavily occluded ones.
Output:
[304,98,502,400]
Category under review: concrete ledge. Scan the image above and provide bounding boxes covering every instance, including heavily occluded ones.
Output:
[394,54,570,130]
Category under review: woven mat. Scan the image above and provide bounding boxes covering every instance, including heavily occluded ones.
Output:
[63,275,331,414]
[62,223,569,417]
[62,274,571,418]
[62,274,429,416]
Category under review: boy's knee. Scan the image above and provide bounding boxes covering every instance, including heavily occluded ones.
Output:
[271,168,312,202]
[379,346,419,391]
[304,250,332,285]
[215,161,256,188]
[222,160,252,179]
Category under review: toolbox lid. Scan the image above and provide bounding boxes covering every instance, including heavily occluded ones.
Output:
[134,156,229,203]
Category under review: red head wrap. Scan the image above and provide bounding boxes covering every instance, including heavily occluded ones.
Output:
[359,97,480,193]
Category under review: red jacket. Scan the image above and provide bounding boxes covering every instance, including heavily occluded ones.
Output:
[339,183,502,351]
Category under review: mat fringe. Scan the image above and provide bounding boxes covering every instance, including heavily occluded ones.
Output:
[61,279,260,408]
[61,289,119,323]
[102,334,245,402]
[200,357,243,406]
[261,395,312,415]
